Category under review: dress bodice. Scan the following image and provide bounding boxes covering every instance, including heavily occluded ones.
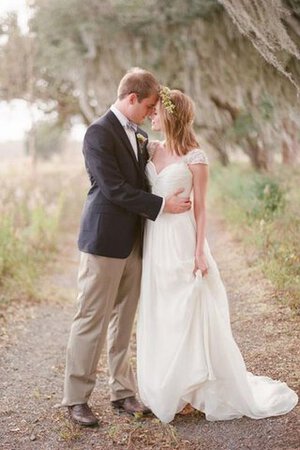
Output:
[146,141,209,198]
[146,160,193,197]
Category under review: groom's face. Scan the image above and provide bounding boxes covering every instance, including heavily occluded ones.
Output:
[128,93,158,124]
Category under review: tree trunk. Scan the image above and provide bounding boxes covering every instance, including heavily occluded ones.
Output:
[207,133,230,166]
[245,137,270,171]
[281,118,299,165]
[27,121,37,169]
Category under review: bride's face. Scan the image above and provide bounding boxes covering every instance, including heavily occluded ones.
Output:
[151,104,163,131]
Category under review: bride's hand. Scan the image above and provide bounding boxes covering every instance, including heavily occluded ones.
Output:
[193,254,208,277]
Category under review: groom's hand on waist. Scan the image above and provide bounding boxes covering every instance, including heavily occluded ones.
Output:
[164,188,191,214]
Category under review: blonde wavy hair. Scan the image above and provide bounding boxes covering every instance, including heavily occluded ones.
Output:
[159,89,199,156]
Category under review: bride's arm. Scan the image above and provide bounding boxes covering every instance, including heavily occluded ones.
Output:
[189,163,209,276]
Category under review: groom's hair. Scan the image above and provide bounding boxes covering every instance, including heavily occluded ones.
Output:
[118,68,160,102]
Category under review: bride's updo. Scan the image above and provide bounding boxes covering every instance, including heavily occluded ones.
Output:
[159,88,199,156]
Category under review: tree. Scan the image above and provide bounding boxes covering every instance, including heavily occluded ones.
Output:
[1,0,299,169]
[0,10,79,163]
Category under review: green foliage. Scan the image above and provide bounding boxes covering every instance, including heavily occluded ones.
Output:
[30,0,220,84]
[227,95,275,141]
[0,192,63,302]
[210,163,300,312]
[229,113,257,138]
[258,95,274,121]
[222,94,277,169]
[252,179,285,220]
[210,164,285,224]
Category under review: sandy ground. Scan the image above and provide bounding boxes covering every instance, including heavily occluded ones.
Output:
[0,214,299,450]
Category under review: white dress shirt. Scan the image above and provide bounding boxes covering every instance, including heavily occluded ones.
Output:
[110,104,138,159]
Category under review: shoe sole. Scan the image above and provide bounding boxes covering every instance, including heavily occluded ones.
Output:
[69,415,99,427]
[111,404,152,416]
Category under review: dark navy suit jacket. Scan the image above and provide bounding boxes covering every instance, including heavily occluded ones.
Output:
[78,110,163,258]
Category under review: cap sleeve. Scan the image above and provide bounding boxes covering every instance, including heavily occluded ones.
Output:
[147,140,161,159]
[185,148,208,165]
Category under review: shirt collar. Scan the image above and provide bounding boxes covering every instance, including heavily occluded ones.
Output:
[110,104,132,128]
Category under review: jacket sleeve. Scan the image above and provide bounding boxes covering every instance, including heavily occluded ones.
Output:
[83,123,163,221]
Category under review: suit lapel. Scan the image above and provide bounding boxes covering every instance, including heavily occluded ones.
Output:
[106,110,140,171]
[136,128,148,169]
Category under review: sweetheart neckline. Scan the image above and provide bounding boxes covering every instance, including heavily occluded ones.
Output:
[148,160,186,176]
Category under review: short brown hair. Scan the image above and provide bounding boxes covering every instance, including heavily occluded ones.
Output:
[118,67,160,101]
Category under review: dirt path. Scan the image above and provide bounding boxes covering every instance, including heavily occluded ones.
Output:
[0,214,299,450]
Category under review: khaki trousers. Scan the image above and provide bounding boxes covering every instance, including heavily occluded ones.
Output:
[62,239,142,406]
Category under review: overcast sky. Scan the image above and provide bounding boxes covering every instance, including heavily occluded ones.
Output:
[0,0,29,32]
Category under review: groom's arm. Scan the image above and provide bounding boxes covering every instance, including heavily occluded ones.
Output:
[84,123,163,221]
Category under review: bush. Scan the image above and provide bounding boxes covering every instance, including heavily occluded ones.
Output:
[252,178,285,220]
[0,161,85,306]
[210,163,300,312]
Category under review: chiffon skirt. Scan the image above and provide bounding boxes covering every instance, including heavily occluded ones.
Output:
[136,212,298,423]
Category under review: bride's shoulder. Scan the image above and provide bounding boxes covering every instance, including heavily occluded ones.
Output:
[147,140,163,158]
[185,148,209,165]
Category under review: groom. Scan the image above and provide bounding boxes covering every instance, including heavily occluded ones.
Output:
[62,68,191,426]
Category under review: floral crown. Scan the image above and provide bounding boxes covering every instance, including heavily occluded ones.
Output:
[159,86,176,115]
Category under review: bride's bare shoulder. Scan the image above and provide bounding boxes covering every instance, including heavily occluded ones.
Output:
[147,140,163,158]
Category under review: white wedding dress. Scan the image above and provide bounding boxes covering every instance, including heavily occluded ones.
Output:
[136,142,298,423]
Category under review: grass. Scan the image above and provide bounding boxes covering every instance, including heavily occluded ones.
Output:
[209,162,300,313]
[0,159,86,308]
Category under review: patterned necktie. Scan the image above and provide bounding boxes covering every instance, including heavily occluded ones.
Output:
[125,120,138,133]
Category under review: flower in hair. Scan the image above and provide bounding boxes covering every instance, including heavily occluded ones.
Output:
[159,86,176,115]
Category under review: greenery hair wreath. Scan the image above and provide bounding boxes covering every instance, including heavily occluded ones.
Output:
[159,86,176,115]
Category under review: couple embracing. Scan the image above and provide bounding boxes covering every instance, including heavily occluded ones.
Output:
[62,68,297,426]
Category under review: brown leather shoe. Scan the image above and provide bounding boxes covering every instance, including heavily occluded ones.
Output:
[111,396,151,415]
[68,403,99,427]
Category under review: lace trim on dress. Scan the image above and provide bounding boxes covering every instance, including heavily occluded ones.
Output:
[147,140,162,159]
[185,148,209,165]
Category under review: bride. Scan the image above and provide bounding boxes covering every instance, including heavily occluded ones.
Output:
[136,87,298,423]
